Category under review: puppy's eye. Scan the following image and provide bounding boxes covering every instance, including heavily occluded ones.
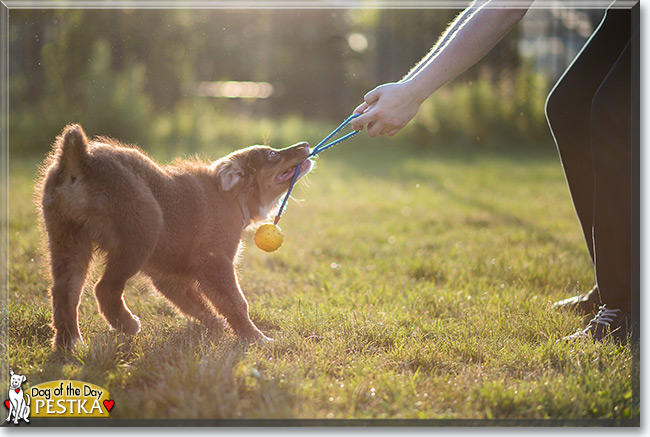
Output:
[268,151,278,160]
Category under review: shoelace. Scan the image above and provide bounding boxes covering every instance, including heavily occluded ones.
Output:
[589,305,621,327]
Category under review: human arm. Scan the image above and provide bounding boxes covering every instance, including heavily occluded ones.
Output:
[351,0,534,137]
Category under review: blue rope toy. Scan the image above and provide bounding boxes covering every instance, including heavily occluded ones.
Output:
[254,113,360,252]
[274,112,361,225]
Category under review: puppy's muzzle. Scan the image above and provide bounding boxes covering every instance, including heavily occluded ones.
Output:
[276,142,312,183]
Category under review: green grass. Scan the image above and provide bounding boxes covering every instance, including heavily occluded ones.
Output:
[2,118,639,424]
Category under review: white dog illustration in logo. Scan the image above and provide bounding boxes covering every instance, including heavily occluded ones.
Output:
[6,370,30,425]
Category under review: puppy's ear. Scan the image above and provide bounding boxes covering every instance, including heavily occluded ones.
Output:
[9,370,14,376]
[216,157,244,191]
[21,375,26,384]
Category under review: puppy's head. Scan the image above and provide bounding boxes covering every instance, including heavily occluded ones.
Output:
[9,371,26,390]
[214,142,312,224]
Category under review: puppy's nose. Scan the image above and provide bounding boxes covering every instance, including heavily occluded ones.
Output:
[292,142,310,155]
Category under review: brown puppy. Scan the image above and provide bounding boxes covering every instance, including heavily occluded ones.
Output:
[36,124,312,349]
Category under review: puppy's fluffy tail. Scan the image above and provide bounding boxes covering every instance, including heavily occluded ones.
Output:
[59,124,89,175]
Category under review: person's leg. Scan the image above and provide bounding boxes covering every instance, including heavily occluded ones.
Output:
[562,27,638,343]
[590,33,634,316]
[545,7,633,314]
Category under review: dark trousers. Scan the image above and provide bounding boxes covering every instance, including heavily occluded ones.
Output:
[545,4,639,315]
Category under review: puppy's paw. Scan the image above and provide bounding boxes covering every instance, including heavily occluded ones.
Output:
[243,336,274,347]
[203,316,227,333]
[256,335,274,345]
[118,315,141,335]
[108,312,141,335]
[238,329,274,345]
[52,332,85,351]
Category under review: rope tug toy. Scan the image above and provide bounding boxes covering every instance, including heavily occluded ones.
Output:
[254,113,361,252]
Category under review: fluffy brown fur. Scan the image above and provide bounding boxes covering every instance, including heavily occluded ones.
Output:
[36,124,312,349]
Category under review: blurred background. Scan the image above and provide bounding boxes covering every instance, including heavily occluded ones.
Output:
[9,6,603,158]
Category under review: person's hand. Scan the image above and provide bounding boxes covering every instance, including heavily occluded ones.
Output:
[350,81,424,137]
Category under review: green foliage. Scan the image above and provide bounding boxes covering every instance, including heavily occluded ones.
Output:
[6,124,638,422]
[11,38,155,155]
[150,103,329,160]
[409,66,551,147]
[70,40,154,144]
[8,8,563,159]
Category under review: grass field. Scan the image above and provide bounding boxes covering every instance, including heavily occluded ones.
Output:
[1,118,639,424]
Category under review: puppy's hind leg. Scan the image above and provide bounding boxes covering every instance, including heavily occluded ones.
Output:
[21,397,30,423]
[94,180,163,335]
[94,250,148,335]
[46,220,93,350]
[150,275,225,332]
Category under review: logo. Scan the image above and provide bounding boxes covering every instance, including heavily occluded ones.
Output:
[5,370,30,425]
[4,371,114,424]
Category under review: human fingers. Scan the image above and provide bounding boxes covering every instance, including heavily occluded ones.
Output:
[366,120,383,138]
[363,87,381,106]
[350,103,376,130]
[353,101,368,115]
[379,125,391,136]
[380,124,402,136]
[351,102,369,130]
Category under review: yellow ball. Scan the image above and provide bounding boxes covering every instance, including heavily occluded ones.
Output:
[254,223,284,252]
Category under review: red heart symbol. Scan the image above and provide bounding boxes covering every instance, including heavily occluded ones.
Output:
[15,389,19,393]
[4,400,9,409]
[103,399,115,412]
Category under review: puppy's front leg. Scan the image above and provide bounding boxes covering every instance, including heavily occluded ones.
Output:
[197,255,272,343]
[14,400,23,424]
[10,400,19,424]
